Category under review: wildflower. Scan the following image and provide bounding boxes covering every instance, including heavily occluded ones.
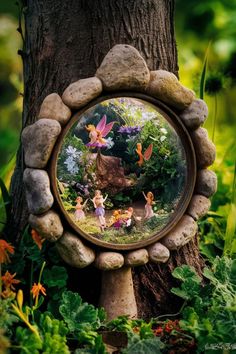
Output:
[31,282,46,299]
[1,271,20,290]
[160,127,167,135]
[0,239,14,263]
[1,287,16,299]
[118,125,141,134]
[105,137,114,149]
[31,229,45,250]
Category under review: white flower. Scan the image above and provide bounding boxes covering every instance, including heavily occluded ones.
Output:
[106,137,114,149]
[64,156,79,174]
[65,145,82,160]
[160,135,167,142]
[160,127,167,135]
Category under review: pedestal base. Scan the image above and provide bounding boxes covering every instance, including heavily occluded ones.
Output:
[99,266,138,321]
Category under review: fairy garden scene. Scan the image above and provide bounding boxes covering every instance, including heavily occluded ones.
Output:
[56,97,188,245]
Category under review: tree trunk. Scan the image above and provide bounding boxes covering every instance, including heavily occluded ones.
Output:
[9,0,203,318]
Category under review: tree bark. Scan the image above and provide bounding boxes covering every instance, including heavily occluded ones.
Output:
[9,0,203,318]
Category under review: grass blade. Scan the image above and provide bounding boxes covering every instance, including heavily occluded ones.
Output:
[199,42,211,99]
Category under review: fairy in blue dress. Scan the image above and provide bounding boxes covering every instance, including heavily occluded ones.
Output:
[92,190,108,232]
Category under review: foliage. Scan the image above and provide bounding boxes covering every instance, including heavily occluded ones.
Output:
[171,257,236,352]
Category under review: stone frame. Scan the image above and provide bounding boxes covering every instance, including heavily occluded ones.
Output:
[22,44,217,271]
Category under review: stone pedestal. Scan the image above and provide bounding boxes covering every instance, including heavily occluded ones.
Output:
[99,266,138,321]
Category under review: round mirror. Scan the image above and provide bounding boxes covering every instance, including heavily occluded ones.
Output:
[51,94,196,250]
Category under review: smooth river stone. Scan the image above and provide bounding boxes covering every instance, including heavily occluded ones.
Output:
[148,242,170,263]
[95,252,124,270]
[161,215,198,250]
[23,168,54,215]
[179,99,208,130]
[62,77,102,109]
[22,118,61,168]
[195,169,217,197]
[96,44,150,91]
[38,93,71,125]
[56,231,95,268]
[124,249,149,266]
[187,194,211,221]
[29,210,63,242]
[147,70,195,110]
[191,128,216,168]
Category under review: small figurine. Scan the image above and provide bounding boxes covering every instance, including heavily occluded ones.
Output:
[92,190,108,231]
[74,196,88,221]
[142,191,155,219]
[123,207,135,232]
[86,115,115,147]
[136,143,153,166]
[110,209,124,229]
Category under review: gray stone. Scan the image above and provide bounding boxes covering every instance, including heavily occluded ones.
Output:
[191,128,216,168]
[22,119,61,168]
[95,252,124,270]
[56,231,95,268]
[124,249,149,266]
[162,215,198,250]
[148,242,170,263]
[147,70,195,110]
[195,169,217,197]
[179,99,208,130]
[187,194,211,221]
[96,44,150,91]
[29,210,63,242]
[23,168,54,214]
[99,267,137,320]
[38,93,71,125]
[62,77,102,109]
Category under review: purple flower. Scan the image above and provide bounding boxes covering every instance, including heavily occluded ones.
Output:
[118,125,141,134]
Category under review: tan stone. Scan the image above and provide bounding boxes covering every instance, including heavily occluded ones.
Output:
[99,267,137,320]
[38,93,71,125]
[56,231,95,268]
[22,119,61,168]
[187,194,211,221]
[179,99,208,130]
[29,210,63,242]
[124,249,149,266]
[161,215,198,250]
[94,252,124,270]
[62,77,102,109]
[191,128,216,168]
[195,169,217,197]
[148,242,170,263]
[96,44,150,91]
[147,70,195,110]
[23,168,54,215]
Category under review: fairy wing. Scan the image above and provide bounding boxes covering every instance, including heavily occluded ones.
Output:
[101,121,115,137]
[143,143,153,161]
[96,115,107,132]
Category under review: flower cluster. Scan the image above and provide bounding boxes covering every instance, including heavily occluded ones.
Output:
[118,125,141,134]
[64,145,82,174]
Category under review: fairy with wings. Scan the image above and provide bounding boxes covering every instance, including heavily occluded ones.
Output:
[136,143,153,166]
[86,115,115,147]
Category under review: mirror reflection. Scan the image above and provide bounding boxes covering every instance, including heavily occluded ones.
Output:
[56,97,188,245]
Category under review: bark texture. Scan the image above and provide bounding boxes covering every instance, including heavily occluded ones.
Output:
[9,0,203,318]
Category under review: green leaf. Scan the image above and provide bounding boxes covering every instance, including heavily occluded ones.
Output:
[59,291,102,333]
[199,42,211,99]
[42,266,68,289]
[122,334,163,354]
[172,265,201,283]
[75,335,107,354]
[15,327,42,354]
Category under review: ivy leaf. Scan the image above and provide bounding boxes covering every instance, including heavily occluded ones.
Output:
[59,291,102,333]
[171,278,201,300]
[42,266,68,289]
